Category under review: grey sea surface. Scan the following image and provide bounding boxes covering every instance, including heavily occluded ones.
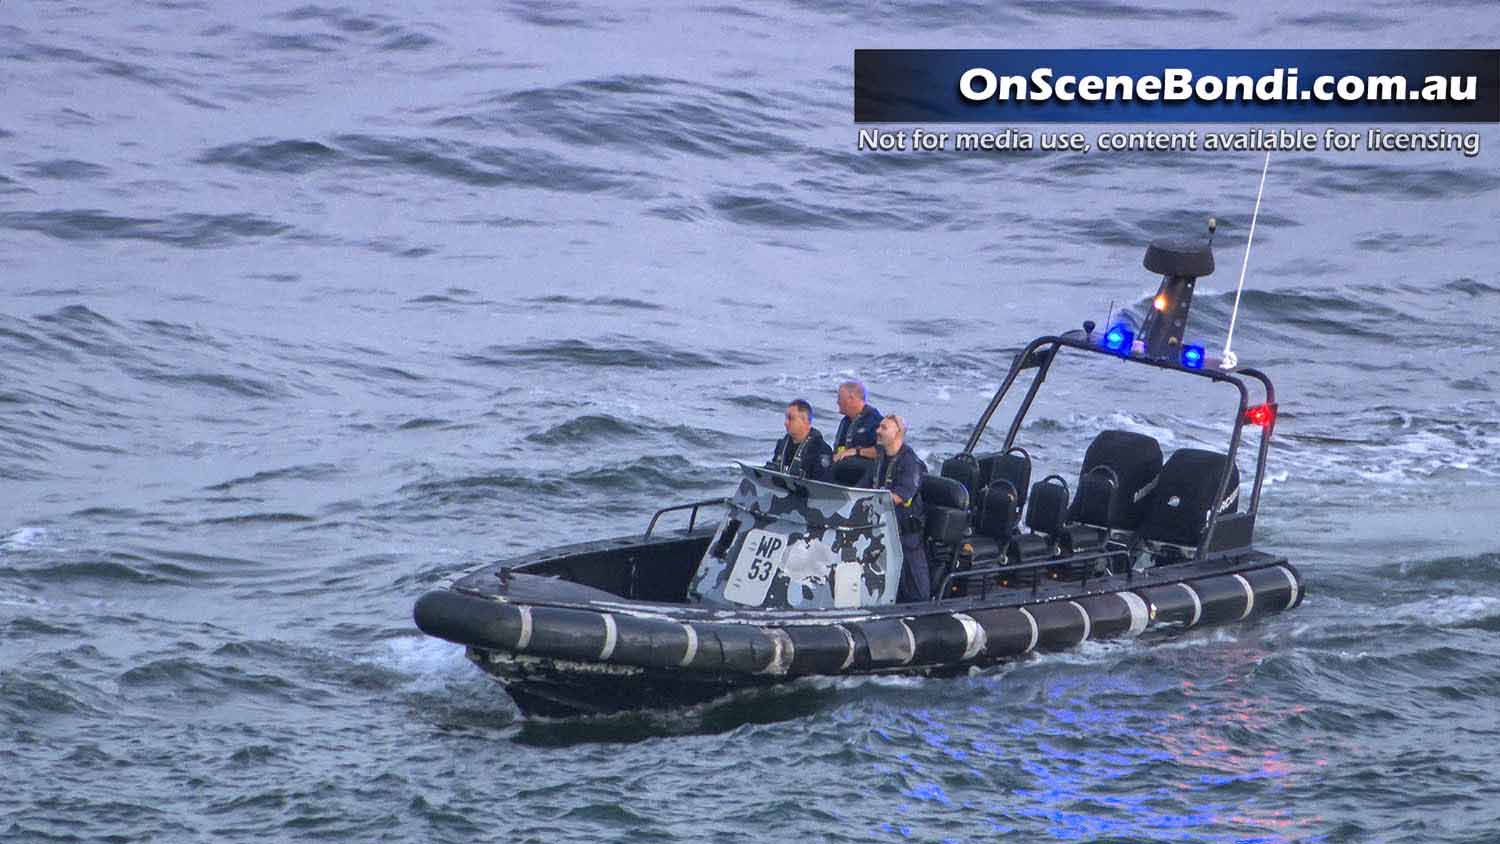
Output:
[3,2,1499,841]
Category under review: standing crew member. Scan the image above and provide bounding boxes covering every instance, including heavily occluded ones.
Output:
[768,399,833,482]
[872,415,930,602]
[831,380,882,462]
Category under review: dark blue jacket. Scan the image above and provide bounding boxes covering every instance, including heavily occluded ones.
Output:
[768,428,833,482]
[833,404,882,455]
[872,444,926,519]
[874,443,931,602]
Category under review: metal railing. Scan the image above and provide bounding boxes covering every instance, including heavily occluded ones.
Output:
[643,498,725,540]
[937,546,1132,600]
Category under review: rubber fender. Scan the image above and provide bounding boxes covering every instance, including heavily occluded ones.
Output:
[905,614,972,666]
[857,618,917,667]
[842,622,874,672]
[1073,593,1136,639]
[1136,582,1204,628]
[966,607,1039,657]
[1285,562,1306,609]
[1240,564,1302,614]
[526,606,612,662]
[609,614,695,669]
[785,624,856,675]
[684,622,778,674]
[1027,600,1091,650]
[1191,574,1256,626]
[413,590,525,650]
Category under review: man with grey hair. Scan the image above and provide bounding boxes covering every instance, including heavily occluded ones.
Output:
[831,380,882,463]
[767,398,833,482]
[873,414,930,602]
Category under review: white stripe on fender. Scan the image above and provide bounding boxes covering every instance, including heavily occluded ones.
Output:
[836,624,856,672]
[1232,574,1255,621]
[1118,591,1150,637]
[598,613,618,661]
[1178,583,1203,627]
[952,613,986,661]
[898,620,917,665]
[516,606,534,651]
[1068,601,1092,643]
[758,628,796,675]
[1018,607,1039,654]
[1276,565,1300,609]
[679,623,699,667]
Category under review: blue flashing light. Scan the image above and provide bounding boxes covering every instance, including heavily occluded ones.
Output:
[1103,324,1133,354]
[1181,344,1205,369]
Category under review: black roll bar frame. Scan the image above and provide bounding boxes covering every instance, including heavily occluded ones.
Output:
[959,332,1277,561]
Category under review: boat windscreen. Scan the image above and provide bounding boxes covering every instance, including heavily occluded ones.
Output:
[687,464,903,610]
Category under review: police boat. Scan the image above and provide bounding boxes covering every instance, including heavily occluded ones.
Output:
[414,232,1304,718]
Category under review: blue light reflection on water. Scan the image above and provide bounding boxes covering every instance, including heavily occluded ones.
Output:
[867,644,1328,843]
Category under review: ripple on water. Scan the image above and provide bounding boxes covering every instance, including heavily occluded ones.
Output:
[0,209,292,247]
[457,338,768,370]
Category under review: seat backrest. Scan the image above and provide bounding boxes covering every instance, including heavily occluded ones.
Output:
[921,475,970,546]
[976,480,1018,540]
[1071,465,1119,527]
[1139,449,1241,547]
[920,475,969,512]
[925,507,968,545]
[984,448,1032,514]
[969,451,1000,488]
[1025,475,1069,537]
[1069,430,1162,529]
[940,452,982,499]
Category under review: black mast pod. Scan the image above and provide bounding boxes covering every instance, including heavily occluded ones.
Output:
[1139,233,1214,360]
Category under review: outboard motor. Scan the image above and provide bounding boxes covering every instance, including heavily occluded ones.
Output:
[1139,222,1214,361]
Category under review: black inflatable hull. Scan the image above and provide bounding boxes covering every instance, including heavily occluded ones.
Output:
[415,558,1304,717]
[465,650,778,718]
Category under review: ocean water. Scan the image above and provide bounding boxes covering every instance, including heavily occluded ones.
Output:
[3,2,1499,841]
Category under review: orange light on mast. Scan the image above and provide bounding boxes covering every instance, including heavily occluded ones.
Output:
[1153,293,1169,311]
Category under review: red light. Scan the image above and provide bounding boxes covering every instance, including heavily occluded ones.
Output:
[1244,404,1275,427]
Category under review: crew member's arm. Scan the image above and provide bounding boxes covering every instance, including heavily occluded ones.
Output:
[841,418,879,461]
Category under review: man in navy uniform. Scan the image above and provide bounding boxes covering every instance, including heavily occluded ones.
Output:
[831,380,882,464]
[767,399,833,482]
[872,415,930,602]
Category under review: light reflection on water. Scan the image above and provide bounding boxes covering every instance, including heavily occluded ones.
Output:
[869,641,1328,842]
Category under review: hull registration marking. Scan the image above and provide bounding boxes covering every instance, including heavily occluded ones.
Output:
[723,529,787,607]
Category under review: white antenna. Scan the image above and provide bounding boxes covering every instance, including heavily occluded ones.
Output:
[1221,150,1270,370]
